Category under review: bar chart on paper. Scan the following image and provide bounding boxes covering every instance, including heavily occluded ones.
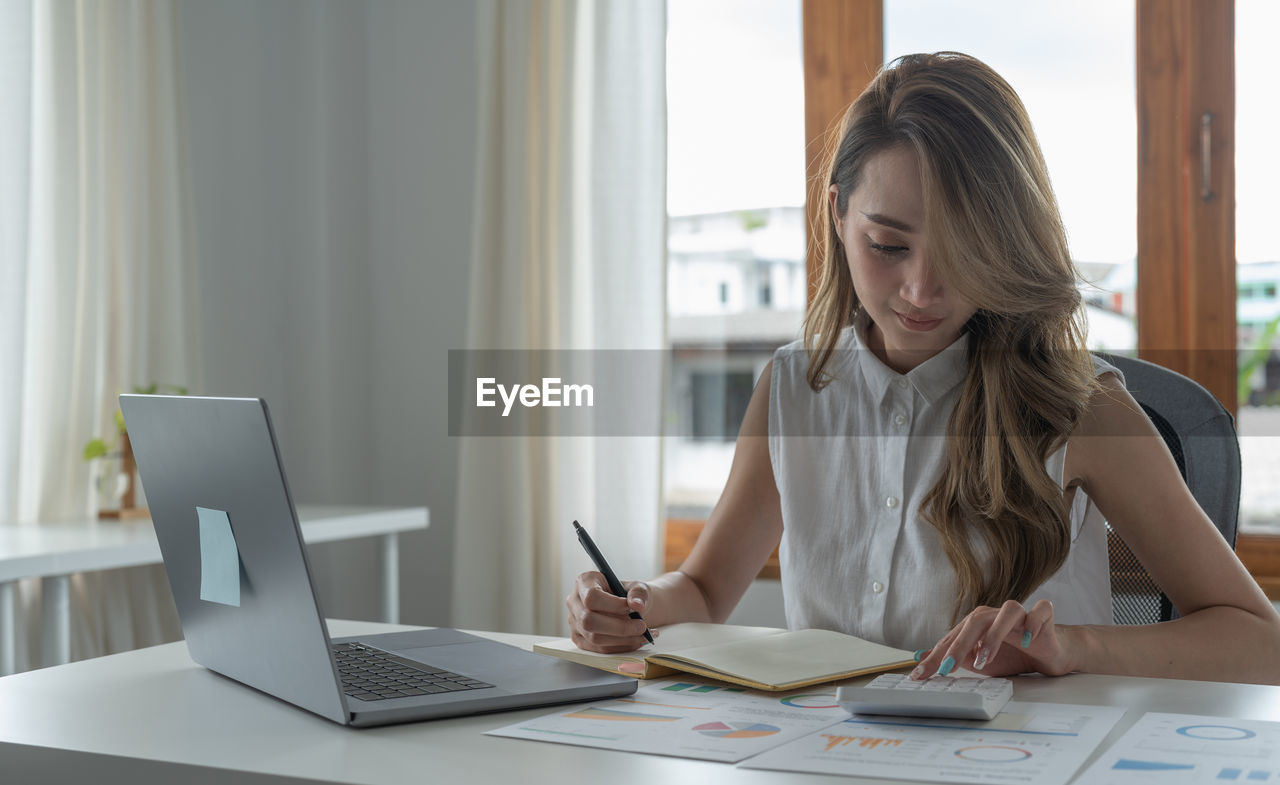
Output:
[1078,713,1280,784]
[739,701,1124,785]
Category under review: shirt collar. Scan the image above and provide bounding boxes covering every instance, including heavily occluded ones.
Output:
[851,308,970,405]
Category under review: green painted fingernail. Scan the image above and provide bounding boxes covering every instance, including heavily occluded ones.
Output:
[913,649,927,662]
[1021,630,1032,648]
[938,656,955,676]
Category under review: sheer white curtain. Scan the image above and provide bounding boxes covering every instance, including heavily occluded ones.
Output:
[1,0,199,671]
[452,0,667,636]
[1,0,34,529]
[0,0,33,678]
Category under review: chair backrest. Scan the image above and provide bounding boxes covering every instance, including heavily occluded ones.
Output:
[1092,353,1241,624]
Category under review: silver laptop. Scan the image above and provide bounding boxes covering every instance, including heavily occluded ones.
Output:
[120,394,636,727]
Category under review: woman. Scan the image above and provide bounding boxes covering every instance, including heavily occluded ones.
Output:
[566,52,1280,684]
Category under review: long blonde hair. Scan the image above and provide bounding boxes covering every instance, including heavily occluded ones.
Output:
[803,52,1097,618]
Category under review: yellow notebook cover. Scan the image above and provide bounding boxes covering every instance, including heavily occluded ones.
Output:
[533,623,914,691]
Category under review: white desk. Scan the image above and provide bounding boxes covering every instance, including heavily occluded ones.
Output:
[0,506,428,674]
[2,619,1279,785]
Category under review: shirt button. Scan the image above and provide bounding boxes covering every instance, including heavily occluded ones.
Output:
[872,581,885,593]
[893,413,906,426]
[896,378,908,389]
[886,496,899,509]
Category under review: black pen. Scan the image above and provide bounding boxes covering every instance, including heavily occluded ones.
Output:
[572,520,654,644]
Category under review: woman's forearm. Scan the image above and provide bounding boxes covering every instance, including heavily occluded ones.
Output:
[1062,606,1280,685]
[644,570,717,627]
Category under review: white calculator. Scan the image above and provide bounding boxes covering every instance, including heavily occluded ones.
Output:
[836,673,1013,720]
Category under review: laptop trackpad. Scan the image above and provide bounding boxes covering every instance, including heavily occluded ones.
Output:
[396,642,590,691]
[397,642,492,671]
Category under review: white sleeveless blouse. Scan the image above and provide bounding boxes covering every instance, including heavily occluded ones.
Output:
[768,311,1117,650]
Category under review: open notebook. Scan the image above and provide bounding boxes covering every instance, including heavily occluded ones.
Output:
[534,623,915,691]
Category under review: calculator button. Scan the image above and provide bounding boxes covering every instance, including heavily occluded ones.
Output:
[836,675,1013,720]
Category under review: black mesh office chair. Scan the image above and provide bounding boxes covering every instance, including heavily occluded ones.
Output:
[1092,353,1241,624]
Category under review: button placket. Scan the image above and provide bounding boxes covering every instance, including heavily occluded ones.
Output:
[883,384,909,517]
[862,386,909,641]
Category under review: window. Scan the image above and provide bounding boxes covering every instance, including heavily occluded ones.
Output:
[690,371,755,441]
[1235,0,1280,534]
[664,0,805,516]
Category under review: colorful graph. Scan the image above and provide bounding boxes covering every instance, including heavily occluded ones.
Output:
[780,693,839,709]
[1177,724,1258,741]
[821,734,903,752]
[1217,769,1275,781]
[520,727,621,742]
[563,706,680,722]
[660,683,744,693]
[1111,759,1196,771]
[618,697,714,711]
[954,745,1033,763]
[693,721,781,739]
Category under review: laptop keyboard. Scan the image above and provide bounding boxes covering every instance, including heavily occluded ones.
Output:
[333,642,493,702]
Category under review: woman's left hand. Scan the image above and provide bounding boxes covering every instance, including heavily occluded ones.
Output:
[911,599,1074,679]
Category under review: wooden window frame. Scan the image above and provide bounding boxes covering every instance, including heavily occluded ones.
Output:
[665,0,1280,600]
[1137,0,1278,598]
[1136,0,1235,408]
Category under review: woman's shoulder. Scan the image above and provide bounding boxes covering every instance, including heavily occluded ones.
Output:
[768,328,862,428]
[771,327,858,374]
[769,338,810,405]
[1088,353,1127,387]
[1061,365,1149,487]
[773,335,806,364]
[1074,361,1144,439]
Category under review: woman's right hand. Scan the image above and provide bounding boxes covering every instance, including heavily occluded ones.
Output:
[565,571,655,653]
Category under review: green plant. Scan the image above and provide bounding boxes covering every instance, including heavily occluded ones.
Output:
[82,383,188,460]
[737,210,768,232]
[1238,313,1280,407]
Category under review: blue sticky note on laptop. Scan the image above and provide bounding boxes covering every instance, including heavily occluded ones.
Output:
[197,506,241,606]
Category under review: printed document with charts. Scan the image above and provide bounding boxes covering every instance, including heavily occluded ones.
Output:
[487,677,853,763]
[742,701,1124,785]
[533,623,914,691]
[489,678,1124,781]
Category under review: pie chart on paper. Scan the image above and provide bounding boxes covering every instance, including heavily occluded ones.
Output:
[693,721,781,739]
